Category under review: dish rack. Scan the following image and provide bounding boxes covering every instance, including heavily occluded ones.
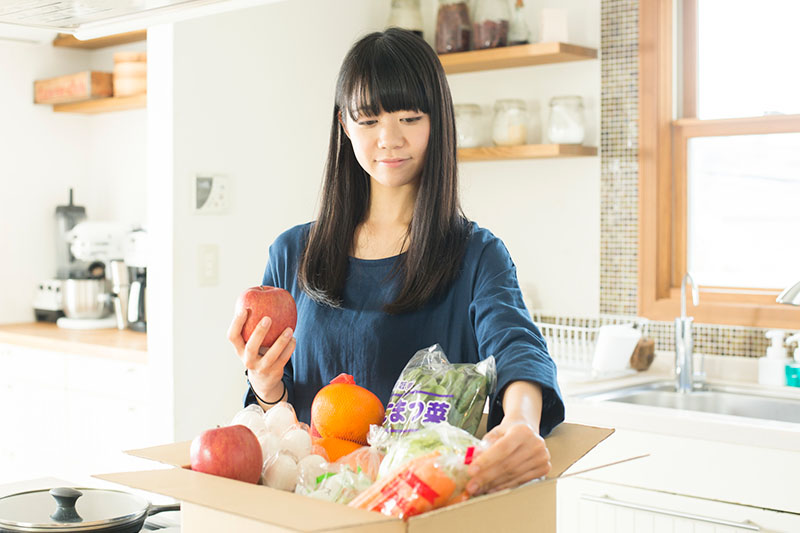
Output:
[530,311,649,372]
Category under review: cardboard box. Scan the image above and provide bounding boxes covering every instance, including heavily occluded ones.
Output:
[33,71,112,104]
[96,423,627,532]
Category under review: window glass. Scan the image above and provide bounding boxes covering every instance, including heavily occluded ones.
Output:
[687,133,800,288]
[697,0,800,119]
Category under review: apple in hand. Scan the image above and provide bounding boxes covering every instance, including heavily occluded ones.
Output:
[190,425,262,484]
[235,286,297,348]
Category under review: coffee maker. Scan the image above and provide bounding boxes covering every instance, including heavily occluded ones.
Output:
[34,189,87,322]
[124,228,147,332]
[55,188,87,279]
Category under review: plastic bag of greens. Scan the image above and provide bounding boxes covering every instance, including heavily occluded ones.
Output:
[382,344,496,437]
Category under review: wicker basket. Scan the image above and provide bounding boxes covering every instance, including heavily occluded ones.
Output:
[530,311,649,372]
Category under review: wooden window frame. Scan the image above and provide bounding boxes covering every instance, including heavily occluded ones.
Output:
[639,0,800,328]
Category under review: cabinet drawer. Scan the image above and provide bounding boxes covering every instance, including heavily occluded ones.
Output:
[558,478,800,533]
[0,344,67,387]
[65,354,146,400]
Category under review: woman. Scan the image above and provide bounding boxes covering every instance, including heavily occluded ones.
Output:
[227,28,564,496]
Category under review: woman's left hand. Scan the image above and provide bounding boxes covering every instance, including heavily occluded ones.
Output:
[465,419,551,495]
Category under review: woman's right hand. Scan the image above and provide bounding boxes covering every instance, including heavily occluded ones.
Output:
[227,308,296,406]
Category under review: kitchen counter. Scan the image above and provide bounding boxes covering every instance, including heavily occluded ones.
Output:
[559,352,800,517]
[0,322,146,364]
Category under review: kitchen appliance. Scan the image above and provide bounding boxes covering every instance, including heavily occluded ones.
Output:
[55,221,128,330]
[34,190,87,323]
[61,279,111,319]
[0,486,179,533]
[125,229,148,332]
[55,189,87,280]
[66,222,127,267]
[109,260,130,330]
[32,279,65,323]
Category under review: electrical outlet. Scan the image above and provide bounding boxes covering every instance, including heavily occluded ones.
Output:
[197,244,219,287]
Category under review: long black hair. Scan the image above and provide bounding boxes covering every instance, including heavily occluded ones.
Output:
[298,28,470,314]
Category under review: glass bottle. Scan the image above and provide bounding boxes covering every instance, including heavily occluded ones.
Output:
[547,95,586,144]
[472,0,511,50]
[492,99,528,146]
[387,0,424,38]
[508,0,531,46]
[436,0,472,54]
[454,104,485,148]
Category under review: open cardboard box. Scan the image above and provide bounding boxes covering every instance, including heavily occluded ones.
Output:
[97,423,629,532]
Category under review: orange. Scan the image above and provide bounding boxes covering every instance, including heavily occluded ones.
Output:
[314,436,363,462]
[311,373,385,446]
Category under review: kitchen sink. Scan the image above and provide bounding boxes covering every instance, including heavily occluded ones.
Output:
[576,380,800,424]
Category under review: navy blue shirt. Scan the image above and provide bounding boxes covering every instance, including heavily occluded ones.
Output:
[244,222,564,436]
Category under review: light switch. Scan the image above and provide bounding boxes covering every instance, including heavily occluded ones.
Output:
[198,244,219,287]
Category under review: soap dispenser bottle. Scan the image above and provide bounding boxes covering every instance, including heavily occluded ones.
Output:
[786,332,800,363]
[758,330,790,386]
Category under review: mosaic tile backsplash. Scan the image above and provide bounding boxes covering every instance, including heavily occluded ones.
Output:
[598,0,793,358]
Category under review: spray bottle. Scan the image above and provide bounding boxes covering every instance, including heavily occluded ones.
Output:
[785,333,800,387]
[758,330,791,386]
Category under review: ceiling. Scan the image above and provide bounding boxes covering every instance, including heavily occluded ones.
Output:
[0,0,283,41]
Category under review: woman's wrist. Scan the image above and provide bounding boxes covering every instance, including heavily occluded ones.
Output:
[501,380,543,434]
[246,371,286,408]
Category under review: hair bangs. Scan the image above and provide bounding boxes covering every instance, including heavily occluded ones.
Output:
[338,34,431,121]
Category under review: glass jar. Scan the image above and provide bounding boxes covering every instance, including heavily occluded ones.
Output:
[387,0,424,37]
[472,0,510,50]
[454,104,484,148]
[547,95,586,144]
[508,0,531,46]
[435,0,471,54]
[492,99,528,146]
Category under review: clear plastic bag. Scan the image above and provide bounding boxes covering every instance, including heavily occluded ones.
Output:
[230,403,268,438]
[254,402,318,492]
[349,426,485,520]
[333,445,384,483]
[295,460,374,505]
[382,344,497,437]
[377,422,482,480]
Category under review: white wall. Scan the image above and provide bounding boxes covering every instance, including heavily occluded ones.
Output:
[0,40,88,323]
[449,0,602,315]
[147,0,600,442]
[0,39,146,323]
[147,0,390,442]
[87,42,148,226]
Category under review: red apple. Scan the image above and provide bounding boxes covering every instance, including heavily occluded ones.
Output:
[235,286,297,348]
[190,424,262,484]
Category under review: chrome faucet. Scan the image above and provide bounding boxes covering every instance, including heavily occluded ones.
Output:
[675,272,700,393]
[777,280,800,306]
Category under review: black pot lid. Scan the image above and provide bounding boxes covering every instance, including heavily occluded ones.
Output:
[0,487,148,532]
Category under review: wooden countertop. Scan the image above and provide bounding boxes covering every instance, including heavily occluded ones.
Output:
[0,322,147,364]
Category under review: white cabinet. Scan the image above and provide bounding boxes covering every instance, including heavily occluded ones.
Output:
[0,343,148,482]
[558,477,800,533]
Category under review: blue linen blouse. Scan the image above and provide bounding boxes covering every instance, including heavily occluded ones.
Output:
[244,221,564,436]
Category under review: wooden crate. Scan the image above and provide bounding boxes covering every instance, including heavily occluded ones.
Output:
[34,71,113,105]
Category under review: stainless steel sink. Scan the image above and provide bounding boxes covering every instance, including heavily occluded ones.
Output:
[577,380,800,424]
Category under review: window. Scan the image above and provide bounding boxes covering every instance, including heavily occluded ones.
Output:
[639,0,800,328]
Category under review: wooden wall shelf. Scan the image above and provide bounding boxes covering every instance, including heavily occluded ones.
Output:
[52,30,147,50]
[458,144,597,161]
[53,94,146,114]
[439,42,598,74]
